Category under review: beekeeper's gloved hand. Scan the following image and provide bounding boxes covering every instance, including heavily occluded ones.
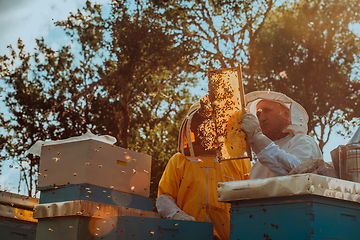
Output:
[172,211,196,221]
[156,194,196,221]
[240,113,272,154]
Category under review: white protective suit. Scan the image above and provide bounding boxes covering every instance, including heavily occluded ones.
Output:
[244,91,323,179]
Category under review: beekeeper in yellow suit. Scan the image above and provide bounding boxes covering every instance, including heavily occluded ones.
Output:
[156,101,251,240]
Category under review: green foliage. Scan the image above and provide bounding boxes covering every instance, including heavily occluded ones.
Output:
[0,0,199,197]
[253,0,360,151]
[150,0,275,84]
[0,85,6,172]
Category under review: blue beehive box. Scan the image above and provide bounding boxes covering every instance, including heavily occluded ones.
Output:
[35,216,94,240]
[93,216,214,240]
[229,195,360,240]
[38,183,153,211]
[218,173,360,240]
[34,199,160,240]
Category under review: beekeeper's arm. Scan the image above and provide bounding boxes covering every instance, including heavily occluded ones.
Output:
[156,194,195,221]
[156,153,195,221]
[240,113,302,175]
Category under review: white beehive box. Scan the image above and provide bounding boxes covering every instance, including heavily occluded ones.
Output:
[37,139,151,197]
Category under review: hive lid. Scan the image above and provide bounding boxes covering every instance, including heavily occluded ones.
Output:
[218,173,360,203]
[28,131,117,156]
[33,200,160,219]
[348,126,360,144]
[0,190,39,210]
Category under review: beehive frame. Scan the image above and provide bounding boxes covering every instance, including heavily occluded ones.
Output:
[207,65,250,161]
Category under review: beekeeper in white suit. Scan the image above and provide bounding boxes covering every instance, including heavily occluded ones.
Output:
[240,91,323,179]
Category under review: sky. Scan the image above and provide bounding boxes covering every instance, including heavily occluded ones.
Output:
[0,0,111,195]
[0,0,358,195]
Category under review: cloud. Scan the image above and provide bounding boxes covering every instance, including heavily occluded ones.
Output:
[0,161,21,194]
[0,0,110,195]
[0,0,110,55]
[1,0,52,54]
[0,0,31,13]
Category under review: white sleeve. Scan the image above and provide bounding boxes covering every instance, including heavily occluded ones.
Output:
[256,134,323,176]
[156,194,182,219]
[257,142,302,175]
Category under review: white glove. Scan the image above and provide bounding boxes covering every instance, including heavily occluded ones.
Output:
[156,194,195,221]
[240,113,272,154]
[172,211,196,221]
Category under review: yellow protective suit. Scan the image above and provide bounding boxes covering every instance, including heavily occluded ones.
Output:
[158,153,250,240]
[158,101,251,240]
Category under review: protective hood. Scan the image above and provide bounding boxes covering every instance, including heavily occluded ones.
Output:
[245,91,308,135]
[178,102,200,157]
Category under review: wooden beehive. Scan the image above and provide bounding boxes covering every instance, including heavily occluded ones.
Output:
[38,139,151,197]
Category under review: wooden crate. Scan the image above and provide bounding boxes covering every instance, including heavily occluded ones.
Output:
[0,190,38,240]
[38,139,151,197]
[229,195,360,240]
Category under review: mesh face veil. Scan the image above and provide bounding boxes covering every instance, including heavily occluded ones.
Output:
[245,91,309,135]
[178,106,200,157]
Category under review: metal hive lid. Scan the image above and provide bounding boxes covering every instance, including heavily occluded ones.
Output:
[348,126,360,144]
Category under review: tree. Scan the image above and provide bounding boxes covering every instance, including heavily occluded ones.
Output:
[0,0,200,197]
[151,0,277,91]
[0,84,7,173]
[253,0,360,151]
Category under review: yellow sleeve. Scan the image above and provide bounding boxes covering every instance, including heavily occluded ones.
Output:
[157,152,186,199]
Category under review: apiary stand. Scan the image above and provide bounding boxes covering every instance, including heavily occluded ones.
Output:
[218,173,360,240]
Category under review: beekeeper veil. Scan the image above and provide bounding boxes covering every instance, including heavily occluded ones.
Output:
[245,91,308,135]
[178,101,201,157]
